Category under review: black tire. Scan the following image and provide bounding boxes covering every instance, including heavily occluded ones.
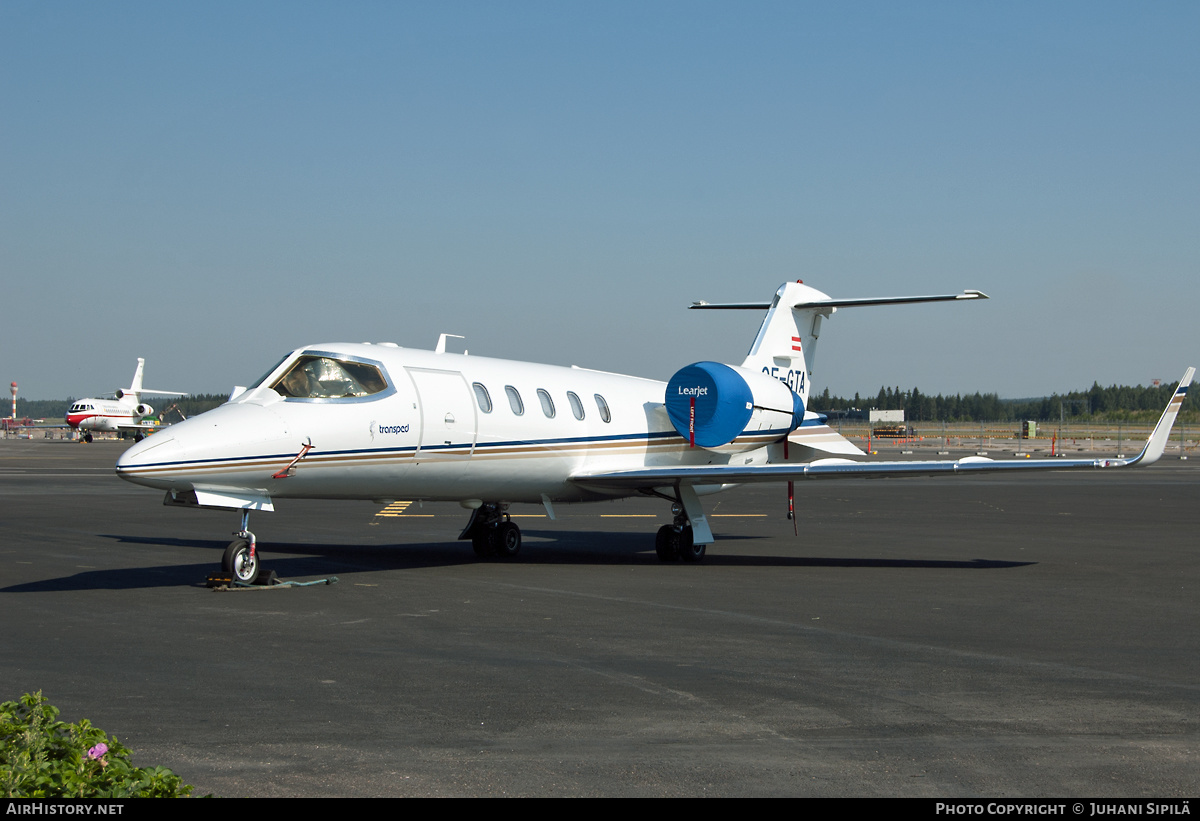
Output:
[222,538,259,584]
[83,433,93,443]
[471,529,495,558]
[493,521,522,558]
[655,525,679,562]
[677,527,705,562]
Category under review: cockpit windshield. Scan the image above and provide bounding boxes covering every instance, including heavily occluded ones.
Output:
[269,355,389,400]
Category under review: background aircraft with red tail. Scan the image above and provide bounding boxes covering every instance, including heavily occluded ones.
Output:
[66,358,185,442]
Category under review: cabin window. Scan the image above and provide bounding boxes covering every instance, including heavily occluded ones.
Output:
[594,394,611,423]
[567,391,585,420]
[537,389,555,418]
[270,355,388,399]
[505,385,524,416]
[473,383,492,413]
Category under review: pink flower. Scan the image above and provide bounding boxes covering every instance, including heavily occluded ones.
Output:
[87,743,108,760]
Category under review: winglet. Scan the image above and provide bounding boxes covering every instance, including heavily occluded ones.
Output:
[1130,368,1194,466]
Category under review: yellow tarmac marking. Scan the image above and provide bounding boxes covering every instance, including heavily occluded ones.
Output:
[375,501,424,518]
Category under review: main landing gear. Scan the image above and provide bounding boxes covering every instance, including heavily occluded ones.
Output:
[222,509,261,584]
[654,501,706,563]
[462,503,522,559]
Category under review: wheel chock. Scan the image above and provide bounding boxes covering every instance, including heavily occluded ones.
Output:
[206,570,338,589]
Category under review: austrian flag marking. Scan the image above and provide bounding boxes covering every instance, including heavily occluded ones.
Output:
[791,336,803,352]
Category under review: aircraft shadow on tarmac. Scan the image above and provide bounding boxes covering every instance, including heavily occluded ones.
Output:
[0,531,1034,592]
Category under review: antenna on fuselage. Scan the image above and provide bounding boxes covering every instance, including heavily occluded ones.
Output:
[435,333,466,354]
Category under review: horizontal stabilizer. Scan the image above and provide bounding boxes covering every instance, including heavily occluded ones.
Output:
[792,290,988,309]
[690,289,988,311]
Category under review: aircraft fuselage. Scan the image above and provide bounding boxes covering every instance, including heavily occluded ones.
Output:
[66,400,142,433]
[115,343,769,506]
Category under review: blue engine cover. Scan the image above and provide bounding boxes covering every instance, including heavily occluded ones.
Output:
[666,362,751,448]
[666,361,803,449]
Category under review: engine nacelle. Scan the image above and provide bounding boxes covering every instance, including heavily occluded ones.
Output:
[134,403,154,418]
[665,361,803,453]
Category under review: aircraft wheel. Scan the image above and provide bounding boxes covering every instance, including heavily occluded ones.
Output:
[676,527,705,563]
[655,525,679,562]
[83,433,93,443]
[222,538,259,584]
[471,529,495,558]
[493,522,521,558]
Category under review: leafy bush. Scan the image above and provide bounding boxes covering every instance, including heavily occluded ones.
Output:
[1,692,193,798]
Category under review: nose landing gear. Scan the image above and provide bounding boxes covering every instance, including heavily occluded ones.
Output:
[222,509,261,584]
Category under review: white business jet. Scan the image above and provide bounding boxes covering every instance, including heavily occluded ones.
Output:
[115,281,1194,584]
[67,359,186,442]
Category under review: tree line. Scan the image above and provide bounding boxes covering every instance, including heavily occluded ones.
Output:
[813,381,1195,423]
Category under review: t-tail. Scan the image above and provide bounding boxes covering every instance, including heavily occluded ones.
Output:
[116,358,147,402]
[691,280,989,411]
[114,358,186,405]
[738,280,830,409]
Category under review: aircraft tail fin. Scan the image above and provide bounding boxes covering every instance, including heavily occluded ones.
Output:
[738,281,828,409]
[115,358,147,400]
[690,281,830,409]
[130,358,145,396]
[1131,367,1194,466]
[119,358,186,400]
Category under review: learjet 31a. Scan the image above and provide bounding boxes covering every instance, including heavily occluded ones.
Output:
[115,281,1194,584]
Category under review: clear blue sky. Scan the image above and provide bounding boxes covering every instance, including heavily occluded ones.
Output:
[3,1,1197,401]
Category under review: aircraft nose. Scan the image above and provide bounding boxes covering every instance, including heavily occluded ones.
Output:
[115,402,292,490]
[116,431,182,487]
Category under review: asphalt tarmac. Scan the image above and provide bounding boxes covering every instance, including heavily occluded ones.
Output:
[1,438,1197,797]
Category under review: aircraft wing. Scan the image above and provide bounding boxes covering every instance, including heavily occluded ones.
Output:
[573,368,1193,489]
[575,453,1131,489]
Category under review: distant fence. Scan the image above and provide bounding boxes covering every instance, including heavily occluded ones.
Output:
[827,421,1195,455]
